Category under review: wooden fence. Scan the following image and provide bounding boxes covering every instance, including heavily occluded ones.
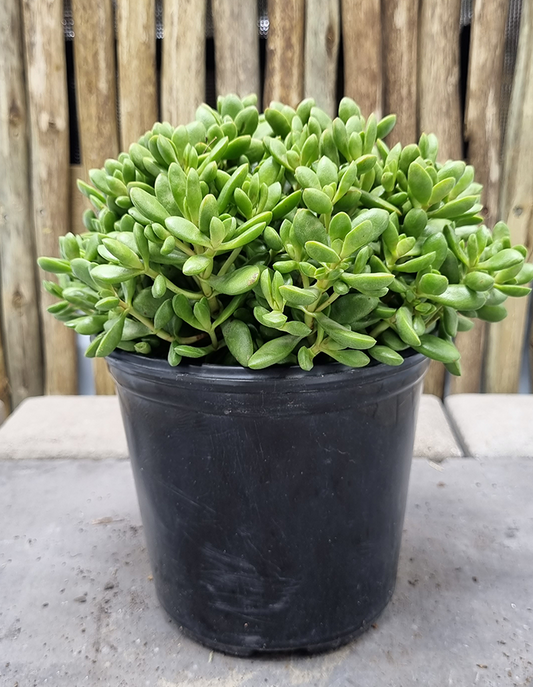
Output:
[0,0,532,412]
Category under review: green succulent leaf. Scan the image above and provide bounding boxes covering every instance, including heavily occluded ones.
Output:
[305,241,340,263]
[292,209,329,247]
[413,334,461,363]
[183,254,212,276]
[279,285,320,307]
[341,272,394,291]
[302,188,333,215]
[315,313,376,349]
[369,345,404,366]
[38,257,72,274]
[221,320,254,366]
[130,187,170,224]
[102,238,143,269]
[408,162,433,206]
[91,264,144,284]
[208,265,261,295]
[248,335,300,369]
[419,273,448,295]
[165,216,212,247]
[429,196,478,219]
[95,315,126,357]
[477,248,524,272]
[430,284,486,310]
[325,348,370,367]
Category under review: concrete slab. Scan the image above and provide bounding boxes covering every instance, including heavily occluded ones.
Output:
[0,395,128,461]
[0,394,462,462]
[446,393,533,459]
[413,394,463,459]
[1,458,531,686]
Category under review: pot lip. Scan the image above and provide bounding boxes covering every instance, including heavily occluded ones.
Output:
[107,347,428,385]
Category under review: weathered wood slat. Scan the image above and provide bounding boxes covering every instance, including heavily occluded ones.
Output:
[418,0,463,159]
[72,0,119,170]
[212,0,260,100]
[423,358,446,398]
[70,165,86,235]
[341,0,382,119]
[116,0,158,149]
[263,0,305,108]
[0,0,44,408]
[0,321,9,414]
[305,0,340,118]
[71,0,118,395]
[382,0,418,145]
[485,0,533,392]
[450,0,510,394]
[21,0,77,395]
[162,0,207,125]
[418,0,463,397]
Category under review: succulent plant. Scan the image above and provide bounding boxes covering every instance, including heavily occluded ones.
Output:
[38,93,533,372]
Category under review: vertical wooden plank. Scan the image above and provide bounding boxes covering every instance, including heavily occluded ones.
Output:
[70,164,85,234]
[485,0,533,393]
[465,0,509,230]
[418,0,463,397]
[161,0,207,125]
[0,0,44,408]
[0,322,10,414]
[341,0,382,119]
[22,0,78,395]
[71,0,118,395]
[263,0,305,108]
[450,0,510,394]
[304,0,340,118]
[382,0,419,145]
[423,360,446,398]
[72,0,119,175]
[418,0,463,159]
[116,0,158,149]
[212,0,260,100]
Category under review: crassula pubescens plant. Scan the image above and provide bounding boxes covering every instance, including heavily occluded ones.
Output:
[38,94,533,372]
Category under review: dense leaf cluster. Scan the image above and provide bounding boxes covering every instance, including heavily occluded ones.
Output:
[39,94,533,371]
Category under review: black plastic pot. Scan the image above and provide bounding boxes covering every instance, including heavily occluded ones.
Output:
[107,351,428,656]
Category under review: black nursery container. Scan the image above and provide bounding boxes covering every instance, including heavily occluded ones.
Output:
[107,351,428,656]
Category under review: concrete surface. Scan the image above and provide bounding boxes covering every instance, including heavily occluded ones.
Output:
[0,394,462,461]
[413,394,463,459]
[0,400,5,426]
[0,396,127,461]
[1,457,532,686]
[446,394,533,459]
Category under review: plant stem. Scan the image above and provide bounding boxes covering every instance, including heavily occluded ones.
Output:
[173,239,195,256]
[178,333,209,344]
[424,306,444,330]
[207,294,220,314]
[218,248,242,276]
[315,292,340,313]
[119,301,173,342]
[119,301,208,346]
[145,267,203,300]
[369,321,390,338]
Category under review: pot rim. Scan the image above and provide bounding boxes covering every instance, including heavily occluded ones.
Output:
[107,347,427,387]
